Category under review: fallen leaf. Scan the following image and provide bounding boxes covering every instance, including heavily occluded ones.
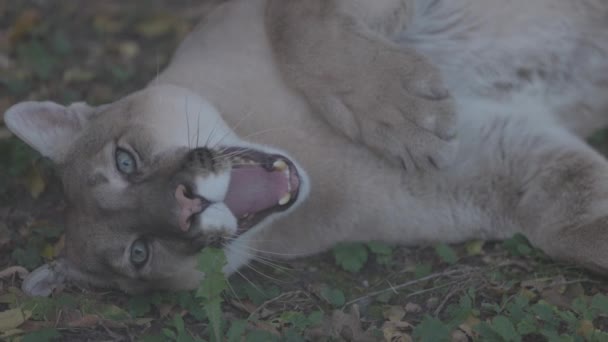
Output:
[383,305,406,322]
[382,320,413,342]
[465,240,485,256]
[117,41,140,60]
[249,319,281,337]
[63,67,96,83]
[157,303,175,318]
[0,308,31,332]
[458,314,480,339]
[67,314,100,328]
[577,319,594,338]
[136,14,176,38]
[8,9,40,44]
[0,266,29,279]
[404,303,422,314]
[25,164,46,199]
[451,329,469,342]
[325,305,377,342]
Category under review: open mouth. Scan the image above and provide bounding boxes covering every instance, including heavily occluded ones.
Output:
[220,147,301,233]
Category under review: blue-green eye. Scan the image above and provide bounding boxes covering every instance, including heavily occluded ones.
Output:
[130,239,148,267]
[115,148,136,174]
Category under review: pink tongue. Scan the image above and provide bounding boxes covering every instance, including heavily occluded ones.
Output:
[224,166,289,217]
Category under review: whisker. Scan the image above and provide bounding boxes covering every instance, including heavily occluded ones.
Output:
[205,115,222,150]
[223,238,308,257]
[238,126,296,142]
[196,107,201,148]
[185,96,191,149]
[234,269,264,295]
[225,243,294,272]
[211,109,255,149]
[245,263,288,284]
[211,149,253,162]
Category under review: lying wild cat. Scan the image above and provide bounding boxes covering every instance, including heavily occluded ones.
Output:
[4,0,608,296]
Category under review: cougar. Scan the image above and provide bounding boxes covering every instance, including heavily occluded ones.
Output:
[4,0,608,296]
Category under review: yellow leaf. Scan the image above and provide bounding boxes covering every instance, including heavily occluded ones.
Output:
[383,305,406,322]
[136,15,176,38]
[40,243,54,260]
[25,165,45,199]
[117,41,140,60]
[465,240,485,256]
[0,308,31,332]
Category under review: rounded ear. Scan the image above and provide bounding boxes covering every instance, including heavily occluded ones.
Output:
[22,260,68,297]
[4,101,95,163]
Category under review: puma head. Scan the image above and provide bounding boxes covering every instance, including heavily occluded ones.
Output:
[4,84,309,295]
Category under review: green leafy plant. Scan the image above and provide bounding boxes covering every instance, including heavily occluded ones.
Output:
[196,248,228,341]
[332,241,394,272]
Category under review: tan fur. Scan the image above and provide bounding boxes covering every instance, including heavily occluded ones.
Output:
[4,0,608,295]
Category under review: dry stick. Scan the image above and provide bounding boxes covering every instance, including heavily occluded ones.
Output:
[345,268,469,306]
[434,286,464,317]
[248,290,306,320]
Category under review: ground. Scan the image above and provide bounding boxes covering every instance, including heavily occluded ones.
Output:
[1,1,608,341]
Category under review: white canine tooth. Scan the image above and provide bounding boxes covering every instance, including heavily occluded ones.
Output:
[273,160,288,172]
[278,193,291,206]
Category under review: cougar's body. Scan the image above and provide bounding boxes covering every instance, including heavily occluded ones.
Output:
[159,0,608,262]
[5,0,608,294]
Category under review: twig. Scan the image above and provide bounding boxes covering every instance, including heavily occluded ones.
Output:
[434,287,463,317]
[345,268,469,306]
[248,290,304,320]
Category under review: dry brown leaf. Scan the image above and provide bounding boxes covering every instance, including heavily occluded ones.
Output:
[157,303,175,318]
[249,319,281,337]
[0,266,29,280]
[67,314,100,328]
[8,9,40,44]
[577,319,594,338]
[450,329,469,342]
[404,303,422,314]
[458,314,480,339]
[382,320,413,342]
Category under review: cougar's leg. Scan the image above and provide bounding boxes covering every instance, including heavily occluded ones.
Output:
[513,131,608,273]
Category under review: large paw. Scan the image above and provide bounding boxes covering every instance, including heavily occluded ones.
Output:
[328,47,458,171]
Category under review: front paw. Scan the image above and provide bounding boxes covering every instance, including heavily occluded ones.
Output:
[339,48,458,171]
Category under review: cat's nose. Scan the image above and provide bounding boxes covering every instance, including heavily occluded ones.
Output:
[175,184,207,231]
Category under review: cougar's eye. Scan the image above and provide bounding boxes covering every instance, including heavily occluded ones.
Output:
[116,148,136,174]
[130,239,148,267]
